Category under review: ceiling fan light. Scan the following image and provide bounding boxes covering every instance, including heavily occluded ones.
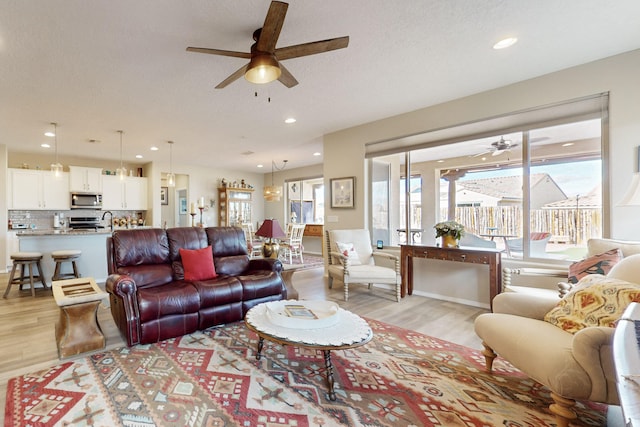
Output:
[245,54,281,84]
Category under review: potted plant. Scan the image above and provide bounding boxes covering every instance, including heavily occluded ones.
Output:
[434,220,465,248]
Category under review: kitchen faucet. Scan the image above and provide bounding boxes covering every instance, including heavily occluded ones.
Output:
[101,210,114,231]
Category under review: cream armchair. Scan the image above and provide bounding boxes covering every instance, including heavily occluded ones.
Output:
[475,254,640,427]
[326,229,401,302]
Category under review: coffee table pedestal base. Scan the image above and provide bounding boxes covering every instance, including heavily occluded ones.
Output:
[255,337,339,401]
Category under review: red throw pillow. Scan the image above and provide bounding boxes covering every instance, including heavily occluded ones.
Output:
[179,246,216,281]
[567,248,622,284]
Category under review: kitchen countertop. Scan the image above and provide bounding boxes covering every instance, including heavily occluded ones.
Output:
[16,229,113,236]
[15,226,153,236]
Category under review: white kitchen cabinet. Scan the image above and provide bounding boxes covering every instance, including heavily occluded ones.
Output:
[8,169,70,210]
[102,175,147,210]
[69,166,102,192]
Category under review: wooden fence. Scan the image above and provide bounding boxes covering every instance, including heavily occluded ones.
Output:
[447,206,602,245]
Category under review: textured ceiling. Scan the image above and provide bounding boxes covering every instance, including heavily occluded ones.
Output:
[2,0,640,172]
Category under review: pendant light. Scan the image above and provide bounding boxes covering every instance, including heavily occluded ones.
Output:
[167,140,176,187]
[263,160,287,202]
[116,130,127,180]
[49,122,63,177]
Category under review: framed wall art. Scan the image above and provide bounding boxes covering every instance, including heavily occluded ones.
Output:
[330,177,355,208]
[160,187,169,205]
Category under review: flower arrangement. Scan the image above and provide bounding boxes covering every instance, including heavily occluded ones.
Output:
[433,220,465,240]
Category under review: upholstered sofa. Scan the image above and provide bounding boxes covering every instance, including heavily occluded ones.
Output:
[106,226,291,346]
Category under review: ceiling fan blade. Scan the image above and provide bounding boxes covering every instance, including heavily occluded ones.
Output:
[277,63,298,88]
[275,36,349,60]
[215,64,249,89]
[186,47,251,59]
[256,1,288,52]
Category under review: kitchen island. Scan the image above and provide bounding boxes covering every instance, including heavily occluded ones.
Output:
[17,229,113,283]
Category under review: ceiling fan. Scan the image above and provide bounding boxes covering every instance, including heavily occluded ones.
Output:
[186,1,349,89]
[473,137,520,157]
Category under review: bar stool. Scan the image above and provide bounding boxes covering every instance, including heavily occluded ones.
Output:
[3,252,48,298]
[51,250,82,281]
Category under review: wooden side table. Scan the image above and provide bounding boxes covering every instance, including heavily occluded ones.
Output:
[52,277,109,358]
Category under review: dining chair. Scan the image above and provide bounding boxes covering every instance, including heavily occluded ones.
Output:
[280,223,306,264]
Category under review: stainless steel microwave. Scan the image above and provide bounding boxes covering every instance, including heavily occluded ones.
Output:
[70,192,103,210]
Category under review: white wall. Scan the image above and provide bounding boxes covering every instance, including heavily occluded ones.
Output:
[0,144,8,271]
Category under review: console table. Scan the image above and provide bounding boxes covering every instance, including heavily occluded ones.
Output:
[400,245,502,309]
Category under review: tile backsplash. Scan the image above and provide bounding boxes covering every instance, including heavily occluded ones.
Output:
[8,210,145,230]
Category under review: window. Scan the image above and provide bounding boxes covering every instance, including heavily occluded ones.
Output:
[367,94,608,262]
[286,177,324,225]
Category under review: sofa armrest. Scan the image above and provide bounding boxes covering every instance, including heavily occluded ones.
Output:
[247,258,283,274]
[572,326,617,402]
[106,273,142,347]
[492,292,559,319]
[372,251,400,273]
[502,266,567,293]
[328,250,347,266]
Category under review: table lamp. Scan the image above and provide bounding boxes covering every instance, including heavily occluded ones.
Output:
[255,219,286,258]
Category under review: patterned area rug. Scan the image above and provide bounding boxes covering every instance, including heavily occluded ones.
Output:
[5,319,606,426]
[281,253,324,270]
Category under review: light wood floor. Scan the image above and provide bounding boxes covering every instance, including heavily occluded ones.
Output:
[0,268,488,424]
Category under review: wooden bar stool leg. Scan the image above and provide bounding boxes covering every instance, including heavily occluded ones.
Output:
[19,264,26,291]
[3,263,19,298]
[53,261,62,282]
[28,263,36,297]
[72,260,79,278]
[37,260,48,289]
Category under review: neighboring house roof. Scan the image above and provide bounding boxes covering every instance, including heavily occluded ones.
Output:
[543,185,602,209]
[457,173,559,200]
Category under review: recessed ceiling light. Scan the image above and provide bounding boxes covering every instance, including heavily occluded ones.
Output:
[44,131,55,137]
[313,152,321,156]
[493,37,518,50]
[284,117,296,124]
[257,164,264,168]
[135,154,143,159]
[150,146,159,151]
[436,159,445,163]
[562,142,574,147]
[41,143,51,148]
[481,157,487,161]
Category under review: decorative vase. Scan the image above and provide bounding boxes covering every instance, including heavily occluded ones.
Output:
[441,234,459,248]
[262,241,280,259]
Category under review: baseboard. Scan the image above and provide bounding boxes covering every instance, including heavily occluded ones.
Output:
[410,289,491,310]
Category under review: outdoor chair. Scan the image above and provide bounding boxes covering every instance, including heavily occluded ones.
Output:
[459,233,497,249]
[505,232,551,257]
[326,229,400,302]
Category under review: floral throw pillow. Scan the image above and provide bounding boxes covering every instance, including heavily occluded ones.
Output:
[335,241,362,265]
[567,248,622,284]
[544,274,640,334]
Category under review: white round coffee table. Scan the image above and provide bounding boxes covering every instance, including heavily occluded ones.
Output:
[245,300,373,400]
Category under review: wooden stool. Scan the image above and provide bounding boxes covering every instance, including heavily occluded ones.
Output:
[3,252,48,298]
[52,277,108,358]
[51,250,82,281]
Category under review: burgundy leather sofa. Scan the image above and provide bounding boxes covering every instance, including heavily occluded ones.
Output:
[106,226,291,346]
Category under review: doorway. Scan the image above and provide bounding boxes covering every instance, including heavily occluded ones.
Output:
[160,173,189,228]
